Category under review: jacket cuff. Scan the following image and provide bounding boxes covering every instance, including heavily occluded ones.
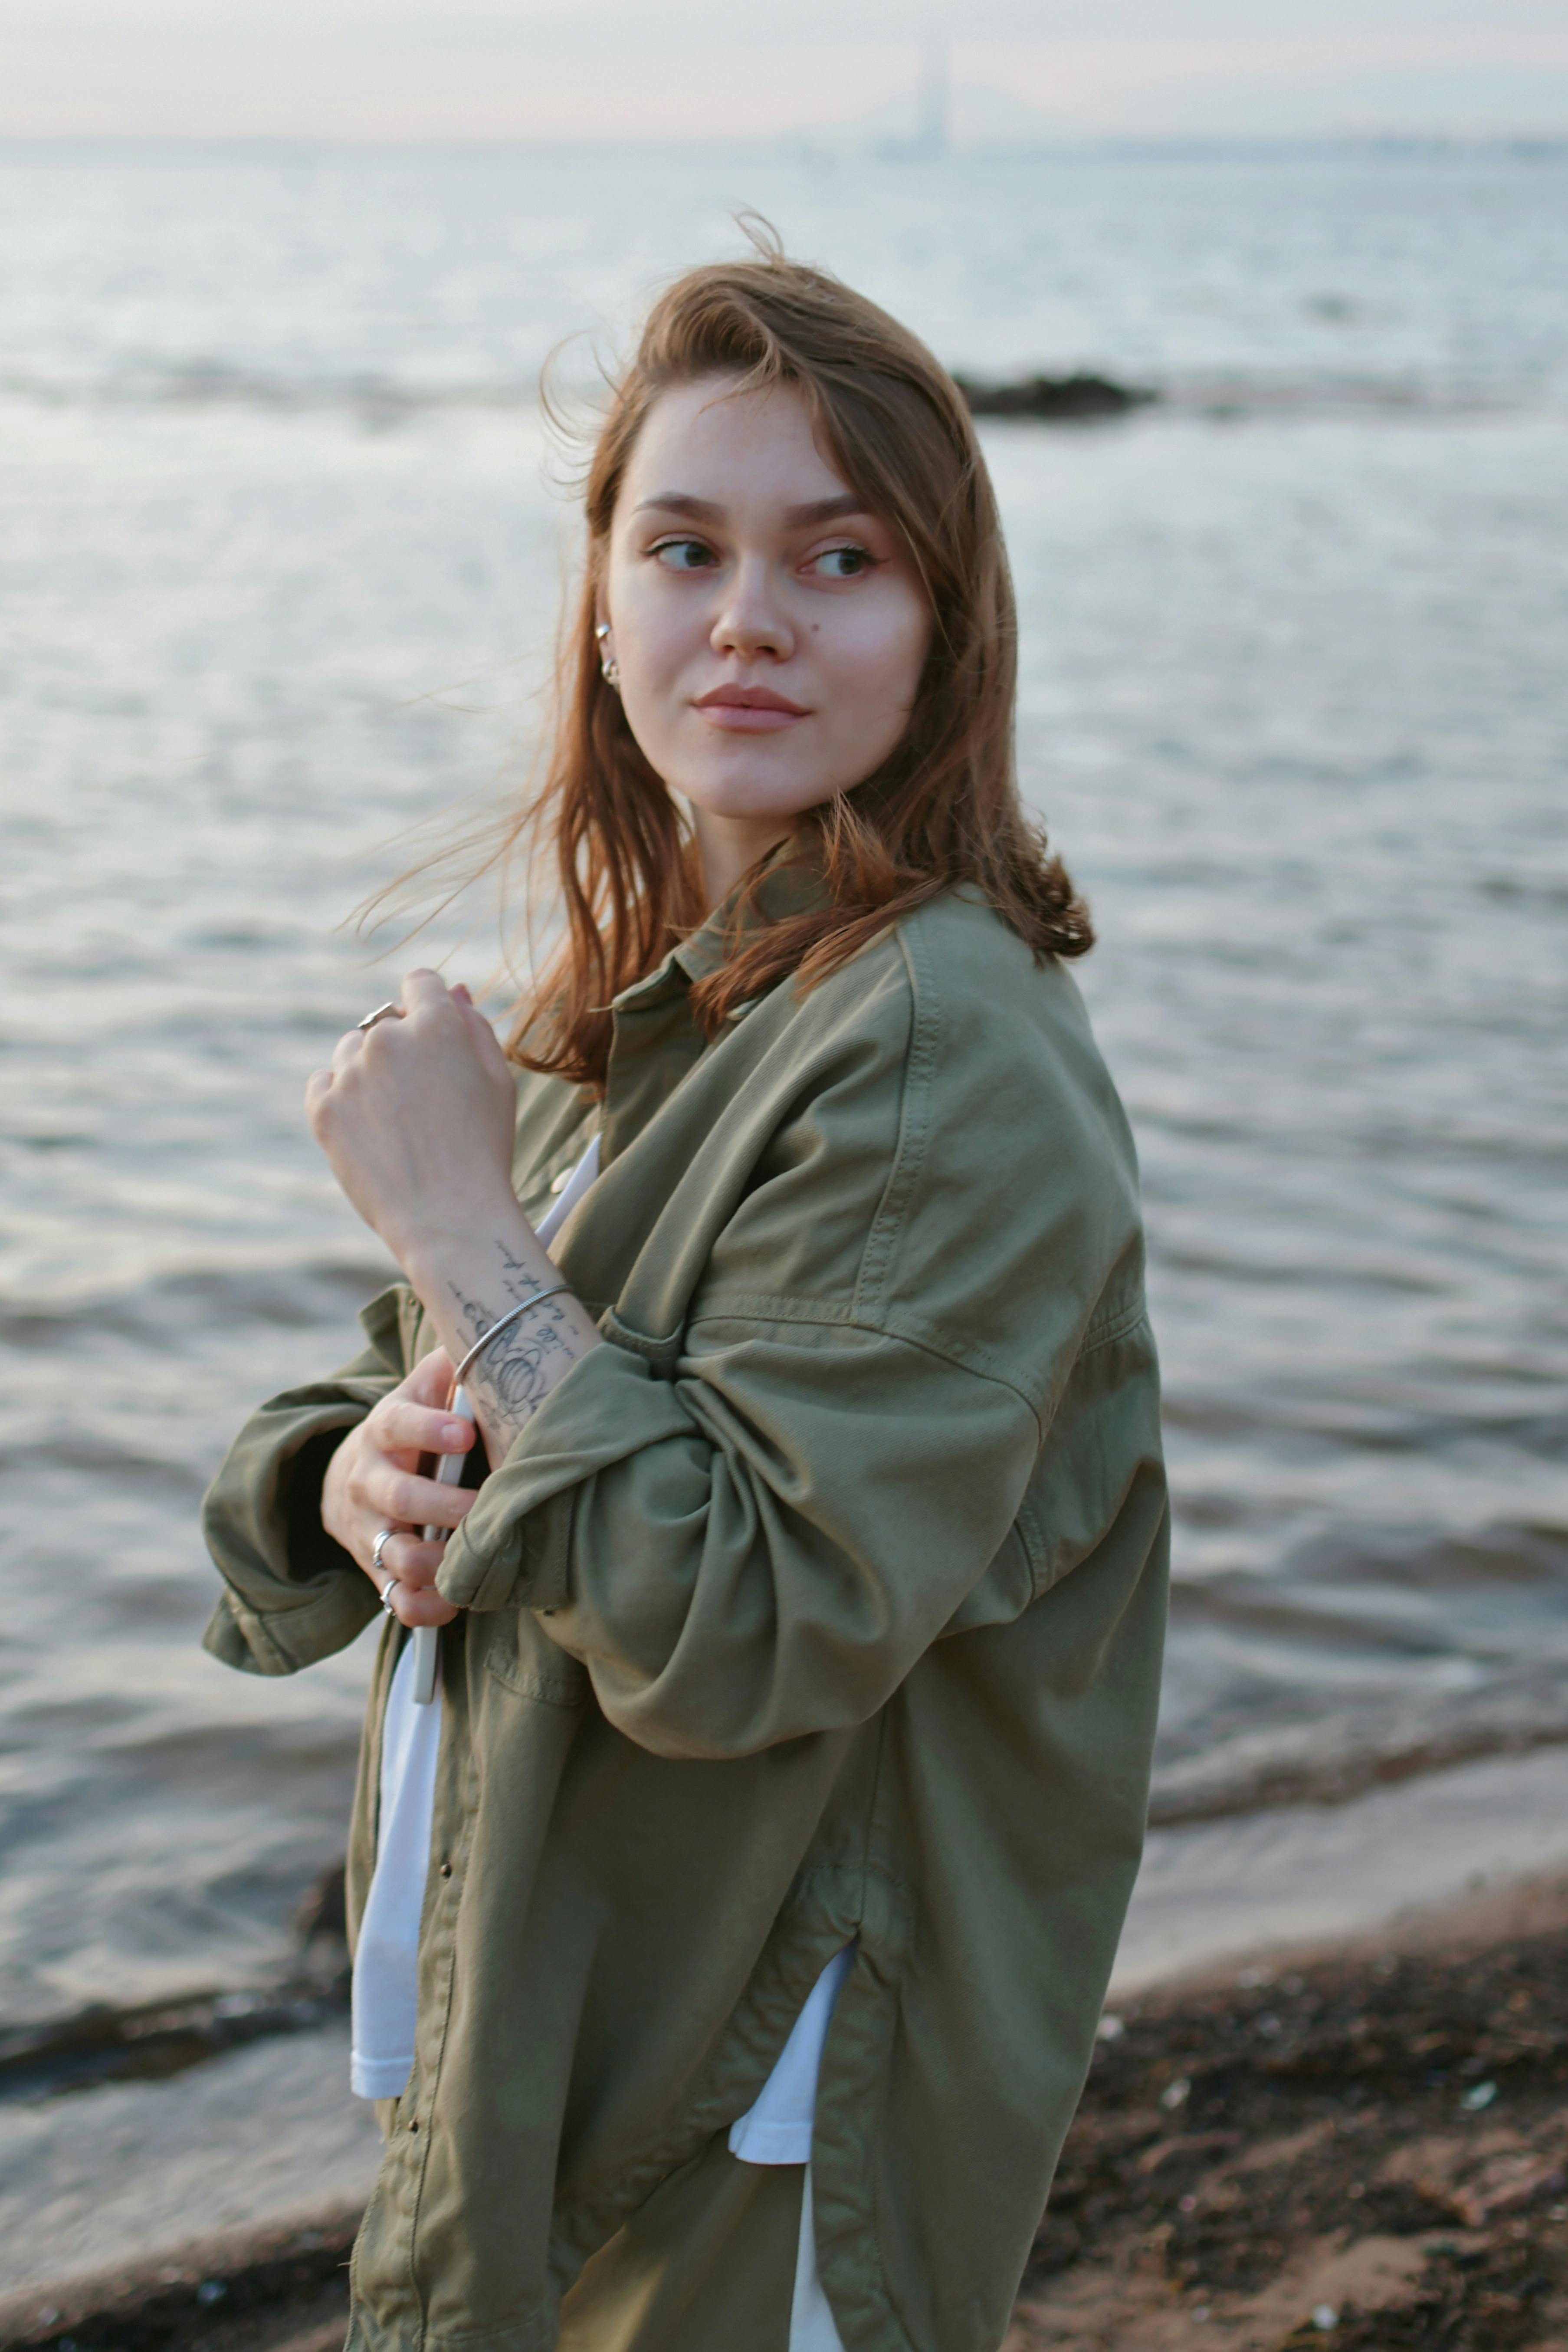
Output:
[201,1386,392,1673]
[202,1573,382,1677]
[436,1340,690,1614]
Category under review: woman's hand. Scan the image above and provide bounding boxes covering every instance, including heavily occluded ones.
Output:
[306,972,520,1265]
[309,971,602,1477]
[321,1347,477,1629]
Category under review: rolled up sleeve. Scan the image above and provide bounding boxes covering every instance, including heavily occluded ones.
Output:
[201,1287,409,1675]
[436,1312,1042,1757]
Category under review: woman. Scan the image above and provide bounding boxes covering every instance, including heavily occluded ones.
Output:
[203,238,1168,2352]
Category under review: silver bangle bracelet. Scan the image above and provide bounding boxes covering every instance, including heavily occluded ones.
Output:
[454,1284,573,1386]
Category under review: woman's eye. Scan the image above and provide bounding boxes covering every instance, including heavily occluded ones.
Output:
[810,545,876,579]
[653,538,716,571]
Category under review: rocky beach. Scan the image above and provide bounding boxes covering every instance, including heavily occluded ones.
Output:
[7,1870,1565,2352]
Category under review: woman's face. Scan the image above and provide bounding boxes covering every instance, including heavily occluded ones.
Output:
[600,376,932,872]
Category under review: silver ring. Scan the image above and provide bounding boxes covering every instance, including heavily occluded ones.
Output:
[358,1002,401,1031]
[372,1527,397,1577]
[381,1577,401,1617]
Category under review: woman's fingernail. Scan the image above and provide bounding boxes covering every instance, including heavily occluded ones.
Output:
[442,1421,469,1445]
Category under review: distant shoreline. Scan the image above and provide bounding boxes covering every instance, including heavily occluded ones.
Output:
[0,134,1565,158]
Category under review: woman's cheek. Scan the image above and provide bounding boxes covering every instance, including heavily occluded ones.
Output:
[830,651,919,779]
[617,675,676,782]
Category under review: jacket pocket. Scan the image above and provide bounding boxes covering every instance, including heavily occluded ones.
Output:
[479,1608,590,1708]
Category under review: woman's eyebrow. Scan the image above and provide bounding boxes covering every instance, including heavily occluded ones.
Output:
[633,492,723,520]
[630,492,870,526]
[784,493,867,526]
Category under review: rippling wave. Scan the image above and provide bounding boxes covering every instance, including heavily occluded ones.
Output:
[0,361,1546,420]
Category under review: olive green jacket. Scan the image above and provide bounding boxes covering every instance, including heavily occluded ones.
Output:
[202,867,1168,2352]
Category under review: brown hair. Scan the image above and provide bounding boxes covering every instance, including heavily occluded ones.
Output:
[512,226,1091,1090]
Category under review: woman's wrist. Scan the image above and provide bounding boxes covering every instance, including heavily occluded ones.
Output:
[389,1194,542,1293]
[403,1207,577,1353]
[397,1209,599,1460]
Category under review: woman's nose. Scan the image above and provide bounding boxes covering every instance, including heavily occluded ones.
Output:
[709,558,794,662]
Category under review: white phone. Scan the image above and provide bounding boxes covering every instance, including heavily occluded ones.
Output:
[413,1385,477,1704]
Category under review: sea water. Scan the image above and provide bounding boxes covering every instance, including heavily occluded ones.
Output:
[1,140,1565,2028]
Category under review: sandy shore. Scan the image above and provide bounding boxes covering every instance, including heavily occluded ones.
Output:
[1007,1870,1568,2350]
[6,1869,1565,2352]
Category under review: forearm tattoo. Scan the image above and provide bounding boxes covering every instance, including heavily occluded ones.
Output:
[448,1245,582,1440]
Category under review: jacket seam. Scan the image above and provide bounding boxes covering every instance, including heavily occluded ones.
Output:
[1079,1296,1149,1357]
[687,1291,861,1328]
[852,925,932,1325]
[230,1597,292,1674]
[554,1859,911,2230]
[1014,1488,1050,1589]
[684,1295,1047,1441]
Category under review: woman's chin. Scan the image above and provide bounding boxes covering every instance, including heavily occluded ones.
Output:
[670,753,827,829]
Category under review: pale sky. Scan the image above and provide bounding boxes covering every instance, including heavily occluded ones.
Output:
[3,0,1567,141]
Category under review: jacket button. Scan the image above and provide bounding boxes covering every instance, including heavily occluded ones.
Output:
[408,2116,419,2132]
[439,1862,452,1878]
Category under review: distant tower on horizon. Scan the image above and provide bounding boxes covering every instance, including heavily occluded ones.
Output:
[875,40,951,161]
[915,44,949,159]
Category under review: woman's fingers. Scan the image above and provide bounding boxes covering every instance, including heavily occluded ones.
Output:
[367,1396,476,1461]
[328,1024,365,1076]
[303,971,520,1261]
[363,1461,476,1531]
[404,1345,457,1404]
[384,1582,461,1631]
[371,1530,449,1590]
[451,985,515,1080]
[323,1347,476,1610]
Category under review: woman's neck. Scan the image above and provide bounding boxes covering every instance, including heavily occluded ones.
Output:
[689,805,800,915]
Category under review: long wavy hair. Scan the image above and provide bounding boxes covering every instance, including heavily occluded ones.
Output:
[508,228,1091,1091]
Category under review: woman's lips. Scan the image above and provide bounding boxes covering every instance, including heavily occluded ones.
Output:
[694,686,810,734]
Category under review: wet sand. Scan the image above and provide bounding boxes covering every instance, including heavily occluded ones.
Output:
[7,1872,1565,2352]
[1007,1871,1568,2350]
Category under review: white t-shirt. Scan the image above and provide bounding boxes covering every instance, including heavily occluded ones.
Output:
[349,1632,445,2099]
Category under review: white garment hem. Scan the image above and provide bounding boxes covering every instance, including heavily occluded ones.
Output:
[727,1941,856,2165]
[727,2118,814,2165]
[350,2053,414,2100]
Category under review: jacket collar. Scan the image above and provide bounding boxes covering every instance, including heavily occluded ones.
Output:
[611,835,835,1010]
[596,838,834,1167]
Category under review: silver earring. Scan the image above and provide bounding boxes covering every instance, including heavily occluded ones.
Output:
[594,623,620,689]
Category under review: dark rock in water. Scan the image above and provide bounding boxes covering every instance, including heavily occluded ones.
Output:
[0,1865,357,2104]
[0,1962,352,2103]
[954,371,1158,421]
[292,1859,347,1949]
